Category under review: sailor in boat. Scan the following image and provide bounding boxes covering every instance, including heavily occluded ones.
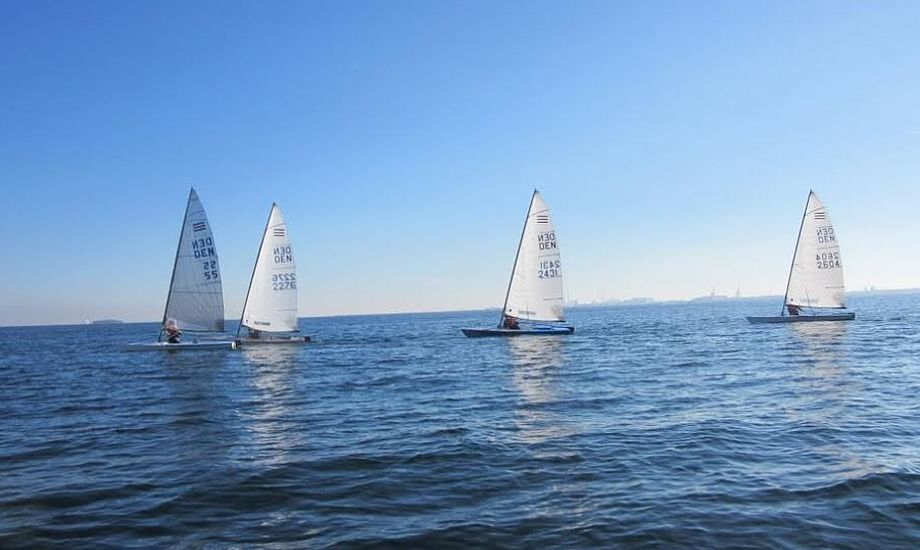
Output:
[248,328,262,339]
[502,315,520,330]
[787,304,802,316]
[164,319,182,344]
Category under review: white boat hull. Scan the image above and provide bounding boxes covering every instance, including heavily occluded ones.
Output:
[236,335,311,346]
[122,340,237,352]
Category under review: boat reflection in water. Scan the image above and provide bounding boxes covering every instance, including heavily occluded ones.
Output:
[506,336,575,447]
[238,345,305,468]
[790,320,849,381]
[506,336,597,519]
[785,321,881,480]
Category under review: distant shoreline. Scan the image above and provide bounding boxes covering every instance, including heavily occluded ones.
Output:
[2,288,917,329]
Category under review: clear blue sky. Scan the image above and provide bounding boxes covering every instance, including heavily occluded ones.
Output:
[2,1,919,325]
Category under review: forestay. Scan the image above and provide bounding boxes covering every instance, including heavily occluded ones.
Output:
[502,191,566,323]
[784,191,847,309]
[240,204,299,333]
[163,188,225,332]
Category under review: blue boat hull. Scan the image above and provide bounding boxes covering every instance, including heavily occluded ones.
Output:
[461,325,575,337]
[746,313,855,324]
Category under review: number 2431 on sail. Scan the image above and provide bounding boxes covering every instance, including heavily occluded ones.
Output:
[538,260,561,279]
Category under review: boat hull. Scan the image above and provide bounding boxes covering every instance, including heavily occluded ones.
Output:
[236,336,311,346]
[461,325,575,337]
[122,340,237,351]
[746,313,855,324]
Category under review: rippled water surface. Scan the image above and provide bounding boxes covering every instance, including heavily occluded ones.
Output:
[2,294,920,548]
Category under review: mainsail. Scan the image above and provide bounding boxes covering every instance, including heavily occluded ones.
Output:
[783,191,847,311]
[239,204,299,334]
[162,188,225,332]
[501,190,566,324]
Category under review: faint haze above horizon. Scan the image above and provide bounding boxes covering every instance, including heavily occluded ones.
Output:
[2,1,920,326]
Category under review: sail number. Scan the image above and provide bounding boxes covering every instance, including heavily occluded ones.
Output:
[202,260,219,280]
[816,227,836,243]
[538,259,561,279]
[816,252,841,269]
[272,273,296,290]
[537,231,557,250]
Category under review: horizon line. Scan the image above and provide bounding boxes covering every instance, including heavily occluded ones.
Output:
[2,287,915,329]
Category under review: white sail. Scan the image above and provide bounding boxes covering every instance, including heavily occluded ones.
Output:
[502,190,566,323]
[240,204,299,333]
[784,191,847,309]
[163,188,225,332]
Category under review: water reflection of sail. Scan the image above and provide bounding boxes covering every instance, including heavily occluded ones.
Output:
[790,321,848,378]
[786,321,874,479]
[507,337,573,446]
[240,346,303,467]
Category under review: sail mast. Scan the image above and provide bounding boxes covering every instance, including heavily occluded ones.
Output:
[237,203,276,337]
[499,190,538,327]
[780,190,813,316]
[160,188,195,340]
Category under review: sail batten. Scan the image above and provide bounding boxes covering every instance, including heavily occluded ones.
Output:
[502,191,566,323]
[163,188,225,332]
[784,191,847,310]
[239,204,299,334]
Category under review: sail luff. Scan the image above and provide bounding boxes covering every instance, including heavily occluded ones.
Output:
[499,190,538,327]
[780,190,813,316]
[159,188,195,341]
[237,203,276,337]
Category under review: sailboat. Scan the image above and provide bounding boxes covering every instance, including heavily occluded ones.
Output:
[235,203,310,345]
[124,188,237,350]
[462,190,575,337]
[747,190,856,324]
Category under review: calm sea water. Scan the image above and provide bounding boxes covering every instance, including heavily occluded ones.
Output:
[2,294,919,548]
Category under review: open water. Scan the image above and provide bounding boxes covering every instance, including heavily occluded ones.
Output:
[1,294,919,548]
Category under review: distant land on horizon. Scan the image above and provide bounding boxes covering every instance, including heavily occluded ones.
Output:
[3,287,916,329]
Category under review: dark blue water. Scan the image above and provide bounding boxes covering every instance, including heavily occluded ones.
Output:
[2,294,919,548]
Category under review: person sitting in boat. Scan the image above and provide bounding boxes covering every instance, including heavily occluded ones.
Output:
[787,304,802,316]
[503,315,520,330]
[248,328,262,339]
[163,320,182,343]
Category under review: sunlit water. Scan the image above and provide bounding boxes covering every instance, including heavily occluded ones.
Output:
[2,294,919,547]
